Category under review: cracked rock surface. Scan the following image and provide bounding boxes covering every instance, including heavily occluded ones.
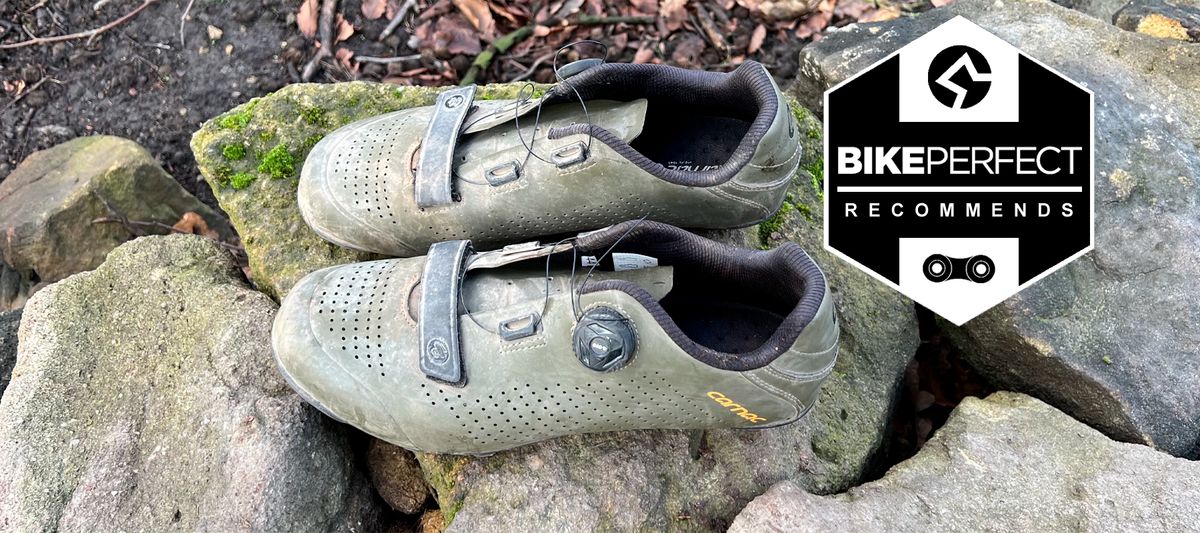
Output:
[730,392,1200,533]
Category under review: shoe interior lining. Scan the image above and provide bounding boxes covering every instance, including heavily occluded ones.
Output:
[543,61,776,188]
[575,221,824,371]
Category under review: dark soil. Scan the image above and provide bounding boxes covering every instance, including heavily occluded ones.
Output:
[1,0,294,209]
[1,0,819,212]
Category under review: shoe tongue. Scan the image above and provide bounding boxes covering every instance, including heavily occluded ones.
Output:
[462,98,648,144]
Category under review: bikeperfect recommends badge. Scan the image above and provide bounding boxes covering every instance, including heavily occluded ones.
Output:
[823,16,1094,325]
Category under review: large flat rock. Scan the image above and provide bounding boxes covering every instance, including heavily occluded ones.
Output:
[730,392,1200,533]
[792,0,1200,456]
[0,235,381,532]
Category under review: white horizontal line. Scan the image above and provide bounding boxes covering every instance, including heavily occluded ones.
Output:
[836,186,1084,193]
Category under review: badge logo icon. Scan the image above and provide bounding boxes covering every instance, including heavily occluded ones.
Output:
[823,17,1094,325]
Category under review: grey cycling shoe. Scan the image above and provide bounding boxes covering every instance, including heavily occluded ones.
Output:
[272,221,838,455]
[298,61,801,256]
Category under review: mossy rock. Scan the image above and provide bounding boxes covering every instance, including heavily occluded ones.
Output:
[191,82,540,299]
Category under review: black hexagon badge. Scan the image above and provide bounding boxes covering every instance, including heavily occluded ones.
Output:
[823,16,1094,325]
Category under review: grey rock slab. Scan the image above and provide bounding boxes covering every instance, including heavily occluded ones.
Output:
[0,135,235,286]
[729,392,1200,533]
[0,234,381,533]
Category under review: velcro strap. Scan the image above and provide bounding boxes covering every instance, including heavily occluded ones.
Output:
[419,239,471,385]
[415,85,477,208]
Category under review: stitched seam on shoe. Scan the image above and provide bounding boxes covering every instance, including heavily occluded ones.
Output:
[764,349,838,382]
[745,373,802,419]
[498,334,548,354]
[731,147,802,193]
[707,187,769,216]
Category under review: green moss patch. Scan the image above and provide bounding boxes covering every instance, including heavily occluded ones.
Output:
[217,100,259,131]
[301,107,329,126]
[230,172,255,190]
[257,145,296,180]
[758,194,796,247]
[222,144,246,161]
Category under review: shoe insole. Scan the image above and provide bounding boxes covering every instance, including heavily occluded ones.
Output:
[658,294,785,354]
[630,109,750,171]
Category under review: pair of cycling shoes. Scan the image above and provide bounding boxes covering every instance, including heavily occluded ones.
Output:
[271,61,839,456]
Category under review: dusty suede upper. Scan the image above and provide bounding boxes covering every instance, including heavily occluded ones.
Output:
[296,62,800,256]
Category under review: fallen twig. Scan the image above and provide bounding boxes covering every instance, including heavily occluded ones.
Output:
[91,193,245,254]
[460,25,533,86]
[460,14,657,86]
[355,53,422,64]
[511,51,555,82]
[301,0,338,82]
[693,4,729,56]
[378,0,417,41]
[179,0,196,48]
[0,77,59,112]
[575,15,657,25]
[0,0,158,50]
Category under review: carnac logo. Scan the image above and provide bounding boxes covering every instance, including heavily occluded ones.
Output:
[707,391,766,423]
[823,17,1094,325]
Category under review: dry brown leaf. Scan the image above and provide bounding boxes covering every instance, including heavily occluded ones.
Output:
[834,0,873,19]
[453,0,496,38]
[660,0,689,32]
[3,79,26,96]
[335,14,355,42]
[386,0,401,19]
[172,212,218,239]
[335,47,357,71]
[795,0,835,39]
[362,0,387,19]
[489,1,520,24]
[533,24,552,37]
[550,0,585,19]
[611,32,629,51]
[431,15,483,55]
[297,0,319,38]
[629,0,658,13]
[859,5,901,21]
[633,46,655,63]
[748,23,767,54]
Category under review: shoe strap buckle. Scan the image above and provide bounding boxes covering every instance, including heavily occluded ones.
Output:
[415,85,477,208]
[419,239,472,386]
